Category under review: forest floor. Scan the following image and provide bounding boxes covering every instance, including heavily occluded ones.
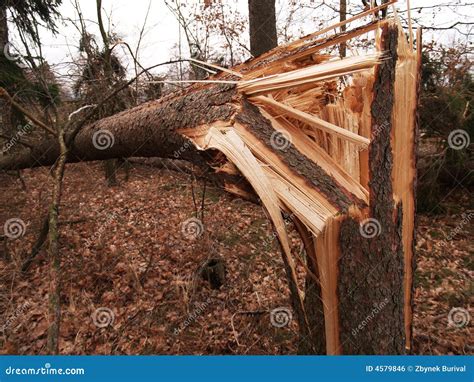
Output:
[0,162,472,355]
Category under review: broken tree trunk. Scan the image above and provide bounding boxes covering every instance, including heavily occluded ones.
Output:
[1,6,420,355]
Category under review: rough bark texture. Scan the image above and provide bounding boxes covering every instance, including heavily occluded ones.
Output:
[295,222,326,354]
[0,19,416,355]
[46,127,68,355]
[0,84,238,170]
[248,0,278,57]
[339,0,347,57]
[0,5,12,136]
[337,25,405,354]
[236,100,366,211]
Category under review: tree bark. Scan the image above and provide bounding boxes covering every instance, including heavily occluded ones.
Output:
[0,83,236,171]
[339,0,347,57]
[299,23,418,355]
[0,4,11,136]
[46,126,68,355]
[248,0,278,57]
[0,4,8,52]
[1,19,418,355]
[337,24,405,354]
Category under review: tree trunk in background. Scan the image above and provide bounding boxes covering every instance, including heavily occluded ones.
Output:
[1,19,418,355]
[104,159,119,186]
[248,0,278,57]
[339,0,347,57]
[96,0,124,186]
[0,5,8,52]
[0,4,10,136]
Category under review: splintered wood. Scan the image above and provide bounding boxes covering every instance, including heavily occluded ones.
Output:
[178,5,419,354]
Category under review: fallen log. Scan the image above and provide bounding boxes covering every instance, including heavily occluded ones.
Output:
[1,8,420,355]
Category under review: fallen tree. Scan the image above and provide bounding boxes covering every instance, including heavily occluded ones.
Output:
[1,3,420,355]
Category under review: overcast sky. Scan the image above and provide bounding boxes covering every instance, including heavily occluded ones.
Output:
[6,0,473,83]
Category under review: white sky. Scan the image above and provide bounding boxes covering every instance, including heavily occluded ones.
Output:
[6,0,473,84]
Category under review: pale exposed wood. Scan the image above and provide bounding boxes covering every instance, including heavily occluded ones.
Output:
[3,13,416,354]
[350,72,374,189]
[320,102,362,180]
[291,0,397,49]
[152,16,418,355]
[231,122,339,216]
[200,127,310,331]
[251,95,370,148]
[243,20,387,80]
[391,25,420,352]
[258,109,369,203]
[314,214,344,355]
[148,79,239,85]
[240,54,381,95]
